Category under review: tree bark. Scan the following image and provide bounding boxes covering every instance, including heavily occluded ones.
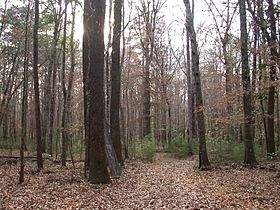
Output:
[105,0,113,120]
[239,0,256,165]
[138,0,160,137]
[87,0,111,184]
[246,0,278,158]
[61,1,69,167]
[83,0,90,173]
[110,0,124,166]
[20,0,31,183]
[266,0,277,158]
[186,32,196,141]
[47,0,62,156]
[33,0,43,170]
[184,0,210,170]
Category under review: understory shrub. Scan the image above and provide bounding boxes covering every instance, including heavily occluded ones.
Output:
[207,139,244,162]
[207,139,267,162]
[135,135,156,162]
[168,135,198,158]
[0,139,20,150]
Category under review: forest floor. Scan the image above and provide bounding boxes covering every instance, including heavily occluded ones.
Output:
[0,152,280,209]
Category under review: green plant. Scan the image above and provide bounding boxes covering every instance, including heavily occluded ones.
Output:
[168,135,197,158]
[0,138,21,150]
[207,139,244,162]
[207,139,268,163]
[135,135,156,162]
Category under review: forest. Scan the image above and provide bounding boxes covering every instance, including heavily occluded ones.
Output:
[0,0,280,209]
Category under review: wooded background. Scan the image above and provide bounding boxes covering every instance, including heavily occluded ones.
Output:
[0,0,279,183]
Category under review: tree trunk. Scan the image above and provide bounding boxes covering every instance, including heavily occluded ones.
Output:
[33,0,43,170]
[20,0,30,183]
[184,0,210,170]
[62,1,77,167]
[64,1,77,166]
[266,0,277,158]
[61,1,69,167]
[142,56,151,137]
[139,0,160,138]
[83,0,90,173]
[105,121,121,177]
[105,0,113,120]
[110,0,124,166]
[246,0,278,158]
[186,32,196,142]
[47,1,62,156]
[239,0,256,165]
[87,0,111,184]
[161,68,167,146]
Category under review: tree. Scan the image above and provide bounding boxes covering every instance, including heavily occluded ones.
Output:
[136,0,164,137]
[205,0,238,140]
[83,0,90,173]
[184,0,210,170]
[20,0,31,183]
[61,0,77,167]
[265,0,278,158]
[186,31,196,144]
[45,0,63,156]
[246,0,278,158]
[61,0,69,167]
[33,0,43,170]
[239,0,256,165]
[110,0,124,165]
[87,0,111,184]
[0,5,26,144]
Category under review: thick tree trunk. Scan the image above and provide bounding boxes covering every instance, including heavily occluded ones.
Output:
[87,0,111,184]
[239,0,256,165]
[110,0,124,166]
[184,0,210,170]
[266,0,277,158]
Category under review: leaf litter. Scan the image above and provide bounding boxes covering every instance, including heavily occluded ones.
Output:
[0,153,279,209]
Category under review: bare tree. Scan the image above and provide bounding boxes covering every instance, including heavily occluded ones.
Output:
[246,0,278,158]
[83,0,90,173]
[110,0,124,165]
[136,0,164,137]
[205,0,238,140]
[61,0,69,166]
[47,0,63,156]
[33,0,43,170]
[184,0,210,170]
[239,0,256,165]
[20,0,31,183]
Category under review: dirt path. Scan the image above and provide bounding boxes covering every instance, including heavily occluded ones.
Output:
[0,153,279,209]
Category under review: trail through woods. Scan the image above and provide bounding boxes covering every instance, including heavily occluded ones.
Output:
[0,153,280,209]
